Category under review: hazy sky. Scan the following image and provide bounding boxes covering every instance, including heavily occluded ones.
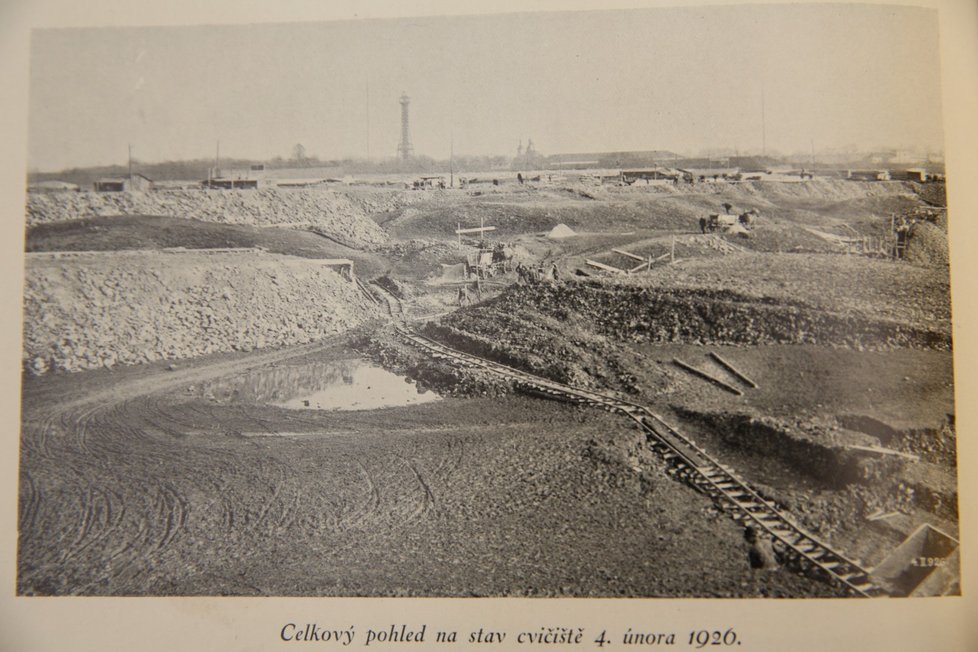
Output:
[28,4,944,170]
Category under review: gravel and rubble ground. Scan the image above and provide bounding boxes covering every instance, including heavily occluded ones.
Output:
[430,253,951,395]
[27,187,391,247]
[19,337,837,597]
[23,250,381,374]
[19,180,955,597]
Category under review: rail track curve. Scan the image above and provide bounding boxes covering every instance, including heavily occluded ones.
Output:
[394,325,883,597]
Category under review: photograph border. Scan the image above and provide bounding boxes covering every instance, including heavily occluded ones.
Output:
[2,0,976,649]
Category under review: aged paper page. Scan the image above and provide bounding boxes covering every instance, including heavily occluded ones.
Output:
[1,0,976,649]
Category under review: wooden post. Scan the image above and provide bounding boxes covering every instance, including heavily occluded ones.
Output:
[612,248,645,262]
[708,352,759,388]
[672,358,744,396]
[458,222,461,248]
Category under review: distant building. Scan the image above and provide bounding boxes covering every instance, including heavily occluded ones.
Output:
[891,168,929,182]
[204,165,275,189]
[620,168,681,184]
[93,173,153,192]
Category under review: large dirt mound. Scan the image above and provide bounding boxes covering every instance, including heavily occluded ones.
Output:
[621,253,951,333]
[909,182,946,207]
[905,221,949,268]
[386,180,927,241]
[25,215,394,277]
[24,251,379,374]
[447,281,947,354]
[26,188,389,247]
[439,255,950,361]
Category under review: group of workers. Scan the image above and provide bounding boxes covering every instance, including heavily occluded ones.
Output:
[456,261,560,307]
[515,262,559,285]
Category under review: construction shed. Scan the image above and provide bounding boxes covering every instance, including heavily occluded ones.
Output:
[93,174,153,192]
[621,169,680,184]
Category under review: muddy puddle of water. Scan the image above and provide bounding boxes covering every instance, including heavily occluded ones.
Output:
[190,358,441,411]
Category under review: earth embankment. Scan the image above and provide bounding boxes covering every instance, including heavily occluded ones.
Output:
[26,188,390,247]
[437,253,949,366]
[23,251,379,374]
[385,179,926,240]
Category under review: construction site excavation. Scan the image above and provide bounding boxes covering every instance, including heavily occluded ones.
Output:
[20,169,956,598]
[17,5,963,608]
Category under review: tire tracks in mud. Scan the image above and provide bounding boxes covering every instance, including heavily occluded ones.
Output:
[20,341,345,594]
[351,459,382,525]
[401,457,436,520]
[19,337,467,594]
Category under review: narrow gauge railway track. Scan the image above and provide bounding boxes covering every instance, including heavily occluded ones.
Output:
[363,281,406,322]
[395,326,883,597]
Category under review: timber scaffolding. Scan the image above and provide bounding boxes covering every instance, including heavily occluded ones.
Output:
[843,234,897,258]
[585,240,675,275]
[394,326,887,597]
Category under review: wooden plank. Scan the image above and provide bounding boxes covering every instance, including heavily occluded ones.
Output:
[612,248,645,262]
[708,352,759,388]
[454,226,497,235]
[628,261,650,273]
[672,358,744,396]
[845,444,920,461]
[867,511,903,522]
[585,259,625,274]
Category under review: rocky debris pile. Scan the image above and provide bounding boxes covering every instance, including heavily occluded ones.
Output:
[24,251,380,374]
[621,253,951,336]
[738,178,919,202]
[452,280,950,354]
[428,308,645,394]
[26,188,389,247]
[910,182,946,208]
[352,326,515,398]
[900,420,957,467]
[378,238,475,281]
[905,221,949,268]
[333,187,422,217]
[678,410,902,489]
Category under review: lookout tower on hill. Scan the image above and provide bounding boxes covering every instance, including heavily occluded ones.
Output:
[397,93,413,160]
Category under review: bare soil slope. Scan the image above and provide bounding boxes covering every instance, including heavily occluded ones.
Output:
[27,188,390,246]
[18,340,833,597]
[27,215,394,276]
[24,251,379,374]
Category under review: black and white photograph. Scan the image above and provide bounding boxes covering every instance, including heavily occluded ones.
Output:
[11,0,966,609]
